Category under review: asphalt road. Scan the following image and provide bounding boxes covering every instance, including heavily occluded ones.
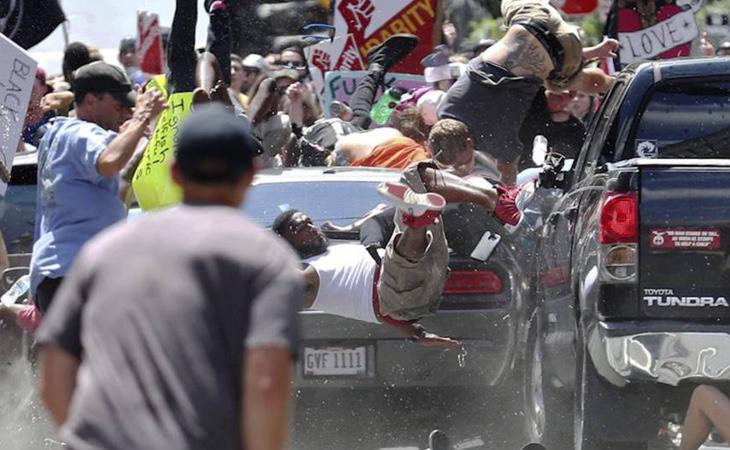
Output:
[0,321,725,450]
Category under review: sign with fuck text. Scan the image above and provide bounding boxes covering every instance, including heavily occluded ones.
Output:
[0,32,37,195]
[323,70,427,120]
[332,0,441,75]
[615,0,703,64]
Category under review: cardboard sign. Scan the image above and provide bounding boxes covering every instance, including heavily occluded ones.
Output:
[132,92,192,210]
[137,11,164,75]
[332,0,440,75]
[305,35,366,112]
[617,0,702,64]
[0,33,37,195]
[323,70,427,119]
[650,229,721,250]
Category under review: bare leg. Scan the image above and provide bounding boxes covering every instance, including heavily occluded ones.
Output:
[419,167,498,211]
[680,385,730,450]
[394,227,428,261]
[196,52,224,93]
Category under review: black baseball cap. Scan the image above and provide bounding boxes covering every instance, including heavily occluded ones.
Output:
[72,61,136,108]
[175,104,263,184]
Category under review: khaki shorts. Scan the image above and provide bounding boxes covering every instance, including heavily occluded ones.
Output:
[377,162,450,321]
[500,0,583,86]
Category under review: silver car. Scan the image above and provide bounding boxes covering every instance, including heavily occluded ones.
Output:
[243,167,534,391]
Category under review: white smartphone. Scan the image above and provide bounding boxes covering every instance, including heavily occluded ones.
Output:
[470,231,502,262]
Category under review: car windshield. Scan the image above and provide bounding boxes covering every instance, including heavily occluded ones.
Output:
[243,180,385,228]
[634,80,730,159]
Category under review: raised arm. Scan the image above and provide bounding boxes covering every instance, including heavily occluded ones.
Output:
[582,38,619,60]
[96,89,166,177]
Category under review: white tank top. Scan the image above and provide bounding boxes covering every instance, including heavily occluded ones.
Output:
[305,243,380,324]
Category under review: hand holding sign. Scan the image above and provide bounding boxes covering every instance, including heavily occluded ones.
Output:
[133,87,167,125]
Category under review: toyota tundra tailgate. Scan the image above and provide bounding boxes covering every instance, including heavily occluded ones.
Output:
[640,164,730,320]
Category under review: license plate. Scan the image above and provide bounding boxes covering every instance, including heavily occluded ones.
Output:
[303,346,368,376]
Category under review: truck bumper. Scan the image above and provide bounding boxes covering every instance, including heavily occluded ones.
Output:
[600,322,730,386]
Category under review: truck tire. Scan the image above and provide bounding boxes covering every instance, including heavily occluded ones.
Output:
[574,329,648,450]
[523,318,572,449]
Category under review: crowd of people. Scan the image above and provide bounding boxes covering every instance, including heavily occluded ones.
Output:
[1,0,729,449]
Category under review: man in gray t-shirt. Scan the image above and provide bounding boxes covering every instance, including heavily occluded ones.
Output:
[38,104,303,450]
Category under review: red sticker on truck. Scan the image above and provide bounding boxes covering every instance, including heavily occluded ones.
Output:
[650,229,721,250]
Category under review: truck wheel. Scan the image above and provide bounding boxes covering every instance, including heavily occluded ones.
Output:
[574,330,647,450]
[523,318,572,449]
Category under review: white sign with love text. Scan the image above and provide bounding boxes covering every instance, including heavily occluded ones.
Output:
[619,9,699,63]
[0,32,37,195]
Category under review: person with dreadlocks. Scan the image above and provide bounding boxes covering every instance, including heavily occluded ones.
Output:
[439,0,619,185]
[272,119,523,347]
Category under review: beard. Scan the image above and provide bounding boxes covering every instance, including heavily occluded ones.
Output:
[297,235,329,259]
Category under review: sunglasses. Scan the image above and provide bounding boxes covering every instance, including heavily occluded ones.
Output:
[281,61,307,71]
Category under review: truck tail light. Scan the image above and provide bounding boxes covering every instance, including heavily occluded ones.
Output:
[442,270,503,295]
[599,192,638,244]
[599,192,638,282]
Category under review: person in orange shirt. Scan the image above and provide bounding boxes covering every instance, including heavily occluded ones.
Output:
[351,134,430,169]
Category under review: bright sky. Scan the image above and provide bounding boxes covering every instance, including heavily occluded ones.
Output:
[29,0,209,75]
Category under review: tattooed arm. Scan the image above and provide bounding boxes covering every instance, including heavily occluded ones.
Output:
[482,26,554,80]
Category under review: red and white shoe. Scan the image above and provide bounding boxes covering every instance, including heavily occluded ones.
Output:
[494,185,523,232]
[378,181,446,228]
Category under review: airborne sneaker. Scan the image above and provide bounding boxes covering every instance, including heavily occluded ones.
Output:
[377,181,445,228]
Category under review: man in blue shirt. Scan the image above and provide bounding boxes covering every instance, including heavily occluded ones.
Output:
[31,61,166,313]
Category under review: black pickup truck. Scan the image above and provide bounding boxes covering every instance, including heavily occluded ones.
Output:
[522,58,730,450]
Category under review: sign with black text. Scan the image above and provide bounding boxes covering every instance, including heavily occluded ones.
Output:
[0,32,37,195]
[615,0,703,64]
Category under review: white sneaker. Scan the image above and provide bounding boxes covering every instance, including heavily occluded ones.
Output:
[377,181,446,217]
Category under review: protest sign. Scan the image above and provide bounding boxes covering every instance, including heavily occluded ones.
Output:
[614,0,702,64]
[0,33,37,195]
[305,34,365,112]
[332,0,441,75]
[137,11,164,75]
[132,92,192,210]
[323,70,427,120]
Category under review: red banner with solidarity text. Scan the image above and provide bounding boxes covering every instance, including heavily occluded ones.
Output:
[332,0,441,75]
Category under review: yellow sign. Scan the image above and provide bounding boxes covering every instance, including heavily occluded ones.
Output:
[146,75,169,99]
[132,92,192,211]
